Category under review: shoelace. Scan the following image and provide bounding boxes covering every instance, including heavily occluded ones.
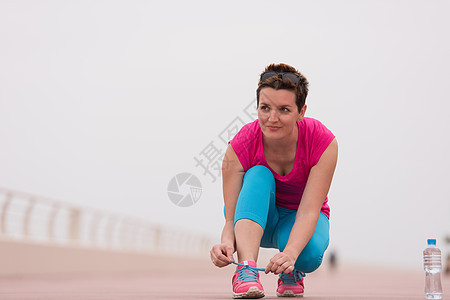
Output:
[232,262,265,282]
[279,270,305,285]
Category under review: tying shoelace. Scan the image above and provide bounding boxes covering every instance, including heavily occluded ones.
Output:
[232,262,265,282]
[279,269,306,285]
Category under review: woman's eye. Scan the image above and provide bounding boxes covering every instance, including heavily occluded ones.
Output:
[260,106,269,111]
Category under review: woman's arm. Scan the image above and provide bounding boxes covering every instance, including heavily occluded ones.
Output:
[210,144,245,267]
[266,138,338,274]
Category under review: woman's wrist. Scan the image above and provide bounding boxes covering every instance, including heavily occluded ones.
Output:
[282,247,300,262]
[221,221,235,245]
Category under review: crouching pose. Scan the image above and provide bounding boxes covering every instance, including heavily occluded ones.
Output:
[210,63,338,298]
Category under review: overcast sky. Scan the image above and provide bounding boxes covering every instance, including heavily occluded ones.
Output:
[1,0,449,270]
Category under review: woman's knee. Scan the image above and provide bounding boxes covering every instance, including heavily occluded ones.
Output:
[294,252,324,273]
[294,237,329,273]
[244,165,274,186]
[236,165,275,210]
[233,165,275,229]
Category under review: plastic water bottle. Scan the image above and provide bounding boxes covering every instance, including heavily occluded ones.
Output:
[423,239,443,299]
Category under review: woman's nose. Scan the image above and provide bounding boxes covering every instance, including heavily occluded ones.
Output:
[268,110,279,122]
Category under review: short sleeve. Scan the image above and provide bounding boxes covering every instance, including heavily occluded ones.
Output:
[228,121,258,171]
[308,119,335,167]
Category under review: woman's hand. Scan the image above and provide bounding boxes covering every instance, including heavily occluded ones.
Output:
[210,242,235,267]
[265,251,296,275]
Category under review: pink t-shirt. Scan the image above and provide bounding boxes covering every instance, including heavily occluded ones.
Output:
[229,117,335,218]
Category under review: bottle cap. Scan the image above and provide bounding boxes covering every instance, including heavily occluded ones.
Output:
[427,239,436,246]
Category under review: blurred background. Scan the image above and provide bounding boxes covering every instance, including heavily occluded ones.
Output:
[1,0,449,275]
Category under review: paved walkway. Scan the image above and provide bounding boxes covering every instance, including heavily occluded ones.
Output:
[1,261,449,299]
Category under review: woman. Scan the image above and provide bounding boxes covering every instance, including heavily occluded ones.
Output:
[210,63,338,298]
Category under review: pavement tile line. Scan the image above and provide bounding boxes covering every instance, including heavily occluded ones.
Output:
[0,262,449,300]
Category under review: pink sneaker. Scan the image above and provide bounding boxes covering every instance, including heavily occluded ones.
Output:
[232,260,265,299]
[276,270,304,297]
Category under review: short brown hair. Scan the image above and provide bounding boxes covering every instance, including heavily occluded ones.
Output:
[256,63,309,112]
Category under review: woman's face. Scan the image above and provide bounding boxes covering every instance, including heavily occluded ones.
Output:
[258,87,306,141]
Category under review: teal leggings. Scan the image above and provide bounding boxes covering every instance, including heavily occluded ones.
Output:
[230,165,330,273]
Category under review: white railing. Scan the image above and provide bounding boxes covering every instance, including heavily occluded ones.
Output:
[0,187,212,257]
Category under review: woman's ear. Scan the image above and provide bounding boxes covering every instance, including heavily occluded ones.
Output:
[297,104,307,122]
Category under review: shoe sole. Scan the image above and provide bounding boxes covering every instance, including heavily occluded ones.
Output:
[276,290,303,297]
[233,286,265,299]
